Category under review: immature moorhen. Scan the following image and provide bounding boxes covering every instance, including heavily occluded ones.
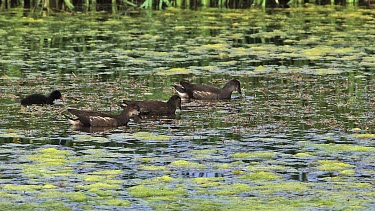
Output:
[123,95,181,115]
[172,79,241,100]
[21,90,63,106]
[66,104,140,127]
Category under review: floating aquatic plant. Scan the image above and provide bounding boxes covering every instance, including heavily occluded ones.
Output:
[154,67,192,76]
[352,134,375,139]
[317,160,354,171]
[128,185,187,198]
[240,171,282,181]
[133,131,172,141]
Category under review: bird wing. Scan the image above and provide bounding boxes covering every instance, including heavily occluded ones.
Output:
[67,109,115,126]
[124,100,170,114]
[181,82,220,100]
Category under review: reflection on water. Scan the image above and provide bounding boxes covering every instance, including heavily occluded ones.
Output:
[182,171,224,178]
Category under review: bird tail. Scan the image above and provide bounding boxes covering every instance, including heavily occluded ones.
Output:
[172,83,186,93]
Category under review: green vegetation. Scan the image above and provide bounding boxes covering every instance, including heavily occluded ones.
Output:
[133,131,172,141]
[0,0,371,15]
[240,171,282,180]
[128,185,187,197]
[317,160,354,171]
[0,4,374,211]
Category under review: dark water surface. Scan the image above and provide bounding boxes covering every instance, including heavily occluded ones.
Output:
[0,6,374,210]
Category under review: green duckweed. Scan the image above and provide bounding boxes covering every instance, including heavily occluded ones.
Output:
[128,185,187,198]
[169,160,207,169]
[317,160,354,171]
[240,171,282,181]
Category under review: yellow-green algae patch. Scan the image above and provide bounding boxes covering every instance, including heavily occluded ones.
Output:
[202,43,230,51]
[317,160,354,171]
[311,143,374,153]
[136,157,153,162]
[300,46,351,60]
[22,165,74,178]
[231,151,276,159]
[139,165,167,171]
[42,184,57,189]
[0,191,22,200]
[27,148,72,164]
[214,183,252,195]
[138,176,175,185]
[78,149,114,162]
[193,177,225,187]
[246,164,290,172]
[169,160,207,169]
[89,170,122,175]
[351,133,375,139]
[180,198,223,211]
[101,199,131,206]
[155,67,191,75]
[37,191,87,202]
[76,182,122,190]
[332,181,372,189]
[21,148,76,178]
[339,169,356,176]
[83,175,107,182]
[0,132,24,138]
[295,152,313,157]
[86,188,117,197]
[240,171,282,181]
[254,182,311,194]
[2,184,40,192]
[133,132,172,141]
[83,176,123,185]
[73,134,109,142]
[128,185,187,198]
[218,197,301,211]
[213,163,231,169]
[0,201,69,211]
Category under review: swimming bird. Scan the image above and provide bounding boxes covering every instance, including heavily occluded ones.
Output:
[66,104,141,127]
[172,79,241,100]
[123,95,181,115]
[21,90,63,106]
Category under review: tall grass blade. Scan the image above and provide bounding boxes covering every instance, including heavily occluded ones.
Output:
[63,0,74,10]
[112,0,117,13]
[90,0,96,11]
[140,0,153,9]
[83,0,89,12]
[159,0,163,9]
[122,0,137,7]
[202,0,210,7]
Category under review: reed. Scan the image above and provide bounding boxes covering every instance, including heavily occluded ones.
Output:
[0,0,372,12]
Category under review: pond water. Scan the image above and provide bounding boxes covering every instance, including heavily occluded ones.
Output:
[1,6,375,210]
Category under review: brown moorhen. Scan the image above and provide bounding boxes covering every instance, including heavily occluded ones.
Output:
[123,95,181,115]
[66,104,141,127]
[172,79,241,100]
